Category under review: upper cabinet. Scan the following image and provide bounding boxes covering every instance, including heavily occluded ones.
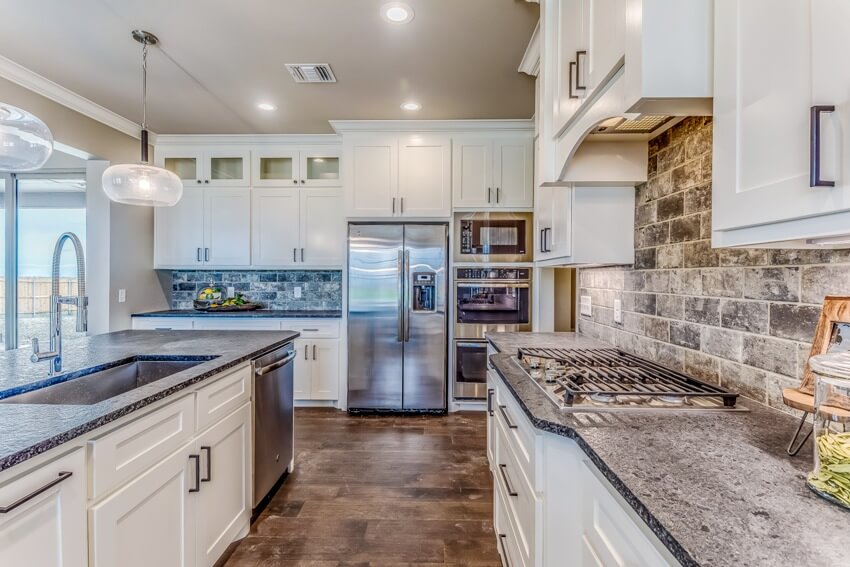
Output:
[344,133,451,218]
[712,0,850,247]
[452,135,534,209]
[157,146,251,187]
[252,147,341,188]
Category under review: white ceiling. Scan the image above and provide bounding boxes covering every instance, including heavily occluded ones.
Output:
[0,0,539,134]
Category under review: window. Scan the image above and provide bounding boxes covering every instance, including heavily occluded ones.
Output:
[0,172,87,350]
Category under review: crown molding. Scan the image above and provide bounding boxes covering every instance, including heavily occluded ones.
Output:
[153,133,342,146]
[329,119,534,134]
[0,55,144,140]
[518,20,541,77]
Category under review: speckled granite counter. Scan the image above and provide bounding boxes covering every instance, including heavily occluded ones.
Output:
[133,309,342,318]
[487,332,848,567]
[0,330,297,472]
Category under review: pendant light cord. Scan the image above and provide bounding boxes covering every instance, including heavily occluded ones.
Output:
[140,40,149,163]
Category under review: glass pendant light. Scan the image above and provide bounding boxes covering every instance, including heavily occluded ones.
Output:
[0,103,53,171]
[102,30,182,207]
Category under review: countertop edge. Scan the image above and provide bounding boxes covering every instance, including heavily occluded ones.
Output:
[132,310,343,319]
[0,333,297,472]
[487,337,699,567]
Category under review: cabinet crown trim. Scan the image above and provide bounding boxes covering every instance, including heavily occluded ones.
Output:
[154,134,341,146]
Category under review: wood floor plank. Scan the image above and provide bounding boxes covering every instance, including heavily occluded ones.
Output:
[224,408,499,567]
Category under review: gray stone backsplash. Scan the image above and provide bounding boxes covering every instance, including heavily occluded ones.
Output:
[169,270,342,311]
[578,117,850,415]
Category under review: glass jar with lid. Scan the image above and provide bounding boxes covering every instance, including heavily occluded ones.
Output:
[807,351,850,510]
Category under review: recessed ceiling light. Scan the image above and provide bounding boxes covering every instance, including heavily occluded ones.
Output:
[382,2,414,24]
[401,102,421,111]
[257,102,276,111]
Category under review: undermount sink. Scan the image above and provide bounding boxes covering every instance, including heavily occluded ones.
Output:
[0,356,218,406]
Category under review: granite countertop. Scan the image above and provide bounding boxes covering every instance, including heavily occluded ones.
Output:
[0,330,298,472]
[487,332,847,567]
[133,309,342,319]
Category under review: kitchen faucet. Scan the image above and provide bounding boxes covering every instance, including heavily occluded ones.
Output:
[31,232,88,375]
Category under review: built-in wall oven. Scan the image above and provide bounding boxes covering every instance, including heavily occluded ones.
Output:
[453,267,532,399]
[454,211,533,264]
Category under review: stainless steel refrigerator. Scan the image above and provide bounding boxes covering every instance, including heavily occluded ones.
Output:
[348,223,448,411]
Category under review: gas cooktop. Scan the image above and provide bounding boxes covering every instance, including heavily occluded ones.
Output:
[514,347,744,412]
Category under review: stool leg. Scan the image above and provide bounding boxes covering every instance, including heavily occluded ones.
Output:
[786,412,812,456]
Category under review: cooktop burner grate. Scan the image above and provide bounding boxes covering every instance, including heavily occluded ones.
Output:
[517,347,739,409]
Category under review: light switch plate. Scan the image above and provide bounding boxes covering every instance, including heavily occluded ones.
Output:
[118,289,126,303]
[614,298,623,324]
[294,286,302,299]
[580,295,592,317]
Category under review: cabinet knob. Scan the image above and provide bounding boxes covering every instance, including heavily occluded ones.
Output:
[204,179,210,184]
[300,179,305,184]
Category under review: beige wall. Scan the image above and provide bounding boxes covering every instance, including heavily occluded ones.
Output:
[0,77,167,334]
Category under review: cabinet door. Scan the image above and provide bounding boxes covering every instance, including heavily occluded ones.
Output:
[301,189,345,265]
[0,449,87,567]
[204,147,251,187]
[550,185,574,258]
[452,137,493,207]
[155,187,205,268]
[310,339,340,400]
[300,148,342,187]
[205,188,252,267]
[252,148,300,188]
[252,189,300,267]
[196,403,251,567]
[535,184,554,260]
[713,0,850,231]
[587,0,625,91]
[90,445,196,567]
[156,147,205,187]
[346,135,398,217]
[398,134,452,217]
[553,0,590,132]
[494,137,534,208]
[293,339,312,400]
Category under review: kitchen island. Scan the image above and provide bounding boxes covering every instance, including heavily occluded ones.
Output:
[487,332,848,567]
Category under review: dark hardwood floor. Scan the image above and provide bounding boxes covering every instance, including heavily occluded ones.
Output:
[223,408,499,566]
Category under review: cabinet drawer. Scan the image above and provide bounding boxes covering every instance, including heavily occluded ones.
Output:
[132,318,194,330]
[89,395,195,501]
[285,320,340,338]
[193,319,281,331]
[493,374,539,490]
[196,364,251,432]
[494,468,527,567]
[496,414,540,567]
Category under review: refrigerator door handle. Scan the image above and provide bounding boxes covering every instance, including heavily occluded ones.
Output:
[404,249,411,342]
[397,249,404,342]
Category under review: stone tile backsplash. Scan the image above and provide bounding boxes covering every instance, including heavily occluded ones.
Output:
[169,270,342,311]
[578,117,850,415]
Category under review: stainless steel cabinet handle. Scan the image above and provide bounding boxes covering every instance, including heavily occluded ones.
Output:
[204,248,210,262]
[312,344,317,360]
[810,105,836,187]
[499,464,518,497]
[546,228,552,252]
[305,345,309,360]
[488,187,492,203]
[568,61,578,99]
[487,388,495,416]
[293,248,297,262]
[392,197,396,214]
[496,187,500,203]
[189,454,201,493]
[575,50,587,91]
[499,405,518,429]
[0,471,73,514]
[498,534,512,567]
[200,446,211,482]
[197,247,202,262]
[302,328,319,332]
[400,197,404,214]
[397,250,404,341]
[301,248,305,262]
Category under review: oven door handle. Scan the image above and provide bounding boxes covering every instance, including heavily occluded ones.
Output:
[456,283,530,289]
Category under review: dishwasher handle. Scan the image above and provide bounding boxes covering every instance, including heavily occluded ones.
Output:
[254,349,297,376]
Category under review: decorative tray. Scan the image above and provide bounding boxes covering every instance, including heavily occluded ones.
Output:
[193,300,262,312]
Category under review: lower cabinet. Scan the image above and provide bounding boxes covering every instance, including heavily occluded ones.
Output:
[0,448,87,567]
[294,338,340,400]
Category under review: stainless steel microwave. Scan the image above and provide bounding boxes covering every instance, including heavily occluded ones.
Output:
[453,211,534,263]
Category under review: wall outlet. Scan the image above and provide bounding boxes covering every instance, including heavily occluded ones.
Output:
[118,289,126,303]
[226,286,235,298]
[614,298,623,324]
[294,286,302,299]
[580,295,592,317]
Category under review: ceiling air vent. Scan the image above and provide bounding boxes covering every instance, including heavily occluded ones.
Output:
[285,64,337,83]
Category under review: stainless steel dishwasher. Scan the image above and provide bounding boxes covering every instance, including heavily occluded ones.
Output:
[252,343,297,509]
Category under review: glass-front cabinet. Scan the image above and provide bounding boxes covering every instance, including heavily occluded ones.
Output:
[156,146,250,187]
[301,148,340,187]
[251,147,341,187]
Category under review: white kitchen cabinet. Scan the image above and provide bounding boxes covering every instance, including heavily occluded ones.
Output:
[252,147,341,188]
[713,0,850,247]
[535,184,573,262]
[300,189,345,264]
[452,135,534,209]
[0,448,87,567]
[195,403,251,567]
[552,0,589,134]
[586,0,625,92]
[157,146,251,187]
[398,134,452,217]
[293,338,312,400]
[345,134,399,217]
[89,441,197,567]
[294,339,340,401]
[155,187,251,268]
